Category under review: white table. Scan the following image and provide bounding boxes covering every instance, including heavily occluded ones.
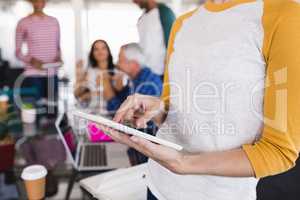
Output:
[79,164,148,200]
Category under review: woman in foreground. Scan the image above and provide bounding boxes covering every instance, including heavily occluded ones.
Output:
[100,0,300,199]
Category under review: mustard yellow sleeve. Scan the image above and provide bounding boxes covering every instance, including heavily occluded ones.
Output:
[161,10,198,110]
[160,23,176,110]
[243,1,300,178]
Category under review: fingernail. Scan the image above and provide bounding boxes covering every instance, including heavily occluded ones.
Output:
[130,136,139,143]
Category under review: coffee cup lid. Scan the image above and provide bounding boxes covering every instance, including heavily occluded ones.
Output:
[0,95,9,102]
[21,165,47,181]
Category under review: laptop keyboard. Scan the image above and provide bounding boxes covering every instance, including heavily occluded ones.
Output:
[83,145,107,167]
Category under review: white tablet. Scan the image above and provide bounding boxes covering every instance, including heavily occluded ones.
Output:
[42,62,62,69]
[72,110,183,151]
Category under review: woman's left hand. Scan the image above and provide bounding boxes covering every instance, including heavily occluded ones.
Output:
[98,124,186,174]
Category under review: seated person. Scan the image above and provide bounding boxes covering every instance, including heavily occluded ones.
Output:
[74,40,124,114]
[104,43,163,112]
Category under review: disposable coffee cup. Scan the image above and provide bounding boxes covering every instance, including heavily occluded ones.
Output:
[21,165,47,200]
[0,95,9,113]
[21,108,37,124]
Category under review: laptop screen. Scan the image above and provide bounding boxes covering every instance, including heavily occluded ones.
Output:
[58,114,78,160]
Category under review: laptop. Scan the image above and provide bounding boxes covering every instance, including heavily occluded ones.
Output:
[56,113,130,171]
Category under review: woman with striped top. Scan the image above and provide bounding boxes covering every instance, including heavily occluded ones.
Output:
[15,0,61,118]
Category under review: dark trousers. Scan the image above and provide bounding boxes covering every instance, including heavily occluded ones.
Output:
[23,75,58,118]
[147,189,158,200]
[257,156,300,200]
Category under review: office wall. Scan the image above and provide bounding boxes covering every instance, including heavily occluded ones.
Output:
[86,2,141,63]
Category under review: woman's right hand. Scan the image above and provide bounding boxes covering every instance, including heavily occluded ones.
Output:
[76,59,84,69]
[30,58,43,69]
[76,60,84,78]
[113,94,166,128]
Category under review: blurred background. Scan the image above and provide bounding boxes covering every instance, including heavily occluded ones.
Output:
[0,1,205,200]
[0,0,202,80]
